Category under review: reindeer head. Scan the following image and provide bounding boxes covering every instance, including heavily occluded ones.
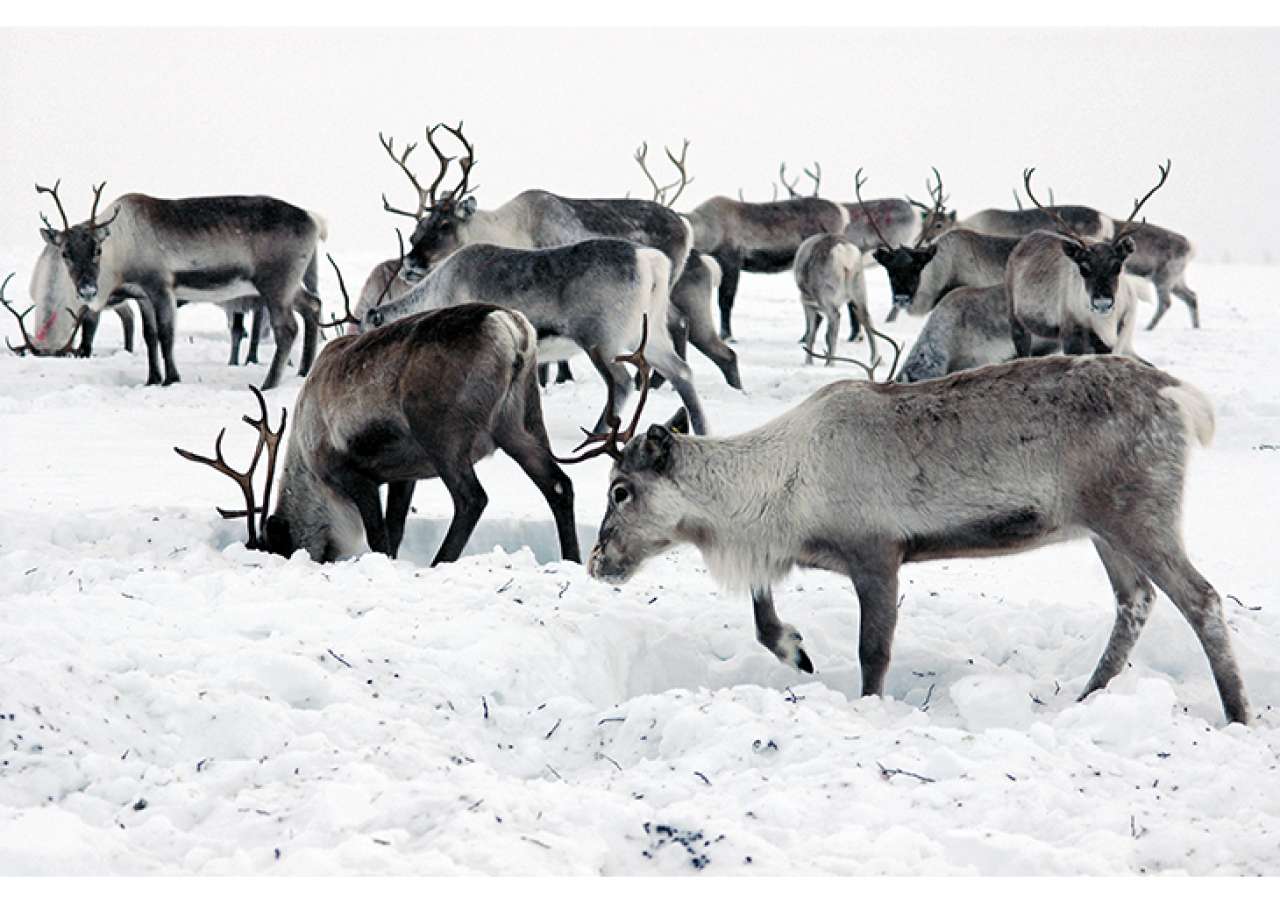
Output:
[858,167,947,308]
[36,180,118,306]
[378,122,478,280]
[1023,161,1167,315]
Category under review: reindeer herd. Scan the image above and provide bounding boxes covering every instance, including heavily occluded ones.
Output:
[2,124,1248,727]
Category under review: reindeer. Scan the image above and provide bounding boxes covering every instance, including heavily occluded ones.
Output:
[34,180,326,388]
[1,265,131,358]
[175,282,580,566]
[566,349,1249,725]
[686,164,848,341]
[360,237,711,436]
[853,169,959,326]
[1111,221,1199,330]
[22,236,318,369]
[1007,163,1170,357]
[632,140,741,391]
[794,233,877,368]
[876,228,1022,318]
[396,122,694,287]
[957,199,1114,242]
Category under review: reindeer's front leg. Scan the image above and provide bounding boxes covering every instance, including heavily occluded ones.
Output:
[850,553,900,696]
[752,585,814,673]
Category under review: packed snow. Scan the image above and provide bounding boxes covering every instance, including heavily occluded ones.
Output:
[1,254,1278,875]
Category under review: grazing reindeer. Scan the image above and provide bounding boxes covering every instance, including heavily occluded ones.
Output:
[1113,221,1199,330]
[361,238,711,436]
[633,140,742,390]
[1007,163,1170,357]
[175,289,580,566]
[35,180,326,388]
[686,166,848,340]
[575,351,1249,724]
[2,268,126,357]
[398,122,694,290]
[794,233,877,367]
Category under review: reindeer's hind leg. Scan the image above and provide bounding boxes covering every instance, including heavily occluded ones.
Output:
[714,253,742,341]
[850,553,900,696]
[847,266,869,340]
[76,308,100,358]
[114,302,135,354]
[1104,526,1249,724]
[752,586,813,673]
[296,295,321,377]
[1171,279,1200,329]
[134,295,163,385]
[494,376,580,563]
[228,312,246,366]
[683,304,741,389]
[1079,538,1157,699]
[1146,283,1174,331]
[432,460,488,566]
[823,304,841,368]
[385,480,417,558]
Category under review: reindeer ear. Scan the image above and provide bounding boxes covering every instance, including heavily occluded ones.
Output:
[873,248,892,266]
[457,197,477,220]
[665,407,690,435]
[41,228,62,246]
[631,424,677,474]
[1116,235,1136,257]
[1061,239,1087,263]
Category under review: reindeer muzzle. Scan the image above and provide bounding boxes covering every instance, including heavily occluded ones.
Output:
[1091,296,1115,315]
[892,294,912,308]
[586,544,630,585]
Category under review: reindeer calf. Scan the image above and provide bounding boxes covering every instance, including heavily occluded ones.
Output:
[794,233,875,366]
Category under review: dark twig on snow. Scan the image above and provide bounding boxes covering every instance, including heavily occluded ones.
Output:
[877,762,936,784]
[694,771,712,786]
[482,696,490,719]
[545,718,562,740]
[326,648,353,668]
[1228,594,1262,611]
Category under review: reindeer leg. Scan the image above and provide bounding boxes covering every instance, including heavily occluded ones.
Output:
[555,361,574,384]
[143,283,181,385]
[714,253,741,341]
[587,348,634,435]
[134,295,163,385]
[432,461,488,566]
[537,364,550,388]
[495,377,581,563]
[246,304,264,365]
[824,305,841,368]
[1079,538,1157,699]
[1146,284,1173,331]
[647,346,709,435]
[296,294,320,377]
[752,585,813,673]
[884,305,901,324]
[847,266,868,340]
[228,311,246,366]
[258,291,298,392]
[76,308,100,358]
[685,305,741,389]
[1171,280,1200,329]
[330,470,391,556]
[116,301,135,354]
[801,304,819,366]
[385,480,417,559]
[850,551,900,696]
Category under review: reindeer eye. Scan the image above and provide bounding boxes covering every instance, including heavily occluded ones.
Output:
[611,483,631,506]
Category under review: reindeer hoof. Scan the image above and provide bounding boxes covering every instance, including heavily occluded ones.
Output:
[770,625,814,674]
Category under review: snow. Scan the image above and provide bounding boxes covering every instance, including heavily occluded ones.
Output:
[1,254,1278,875]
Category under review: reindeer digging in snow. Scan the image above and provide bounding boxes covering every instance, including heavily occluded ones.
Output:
[569,348,1249,724]
[32,180,326,388]
[1007,163,1171,357]
[175,282,580,565]
[686,168,848,341]
[632,140,741,390]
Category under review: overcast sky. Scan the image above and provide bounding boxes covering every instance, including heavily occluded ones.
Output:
[2,27,1276,266]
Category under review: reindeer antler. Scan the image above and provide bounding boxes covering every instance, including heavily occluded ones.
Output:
[911,167,950,247]
[854,168,894,249]
[1,272,88,357]
[1022,167,1089,245]
[779,163,800,198]
[554,315,653,464]
[322,229,408,332]
[802,321,903,383]
[437,120,477,201]
[803,161,821,196]
[174,385,287,550]
[89,181,119,231]
[378,131,432,220]
[1114,159,1172,240]
[634,138,694,207]
[35,179,71,233]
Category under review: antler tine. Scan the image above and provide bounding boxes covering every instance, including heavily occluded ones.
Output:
[89,181,119,230]
[174,423,265,548]
[1013,188,1024,211]
[1,272,37,354]
[779,163,801,198]
[35,179,71,232]
[242,385,287,539]
[633,141,666,203]
[438,120,477,201]
[803,161,822,197]
[1022,167,1088,245]
[379,131,431,219]
[1116,159,1172,239]
[854,168,894,249]
[661,139,694,207]
[803,321,903,383]
[371,227,409,310]
[554,315,653,464]
[320,253,357,329]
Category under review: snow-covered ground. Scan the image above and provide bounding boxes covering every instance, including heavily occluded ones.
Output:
[1,255,1278,875]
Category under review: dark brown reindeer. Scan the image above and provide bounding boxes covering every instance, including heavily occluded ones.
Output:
[571,348,1249,725]
[176,263,580,565]
[1007,162,1171,357]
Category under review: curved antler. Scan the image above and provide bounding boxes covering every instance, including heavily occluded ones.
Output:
[802,321,903,383]
[854,168,894,249]
[437,120,477,201]
[174,385,287,549]
[35,179,71,232]
[554,315,653,464]
[378,131,431,219]
[89,181,119,231]
[1114,159,1172,240]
